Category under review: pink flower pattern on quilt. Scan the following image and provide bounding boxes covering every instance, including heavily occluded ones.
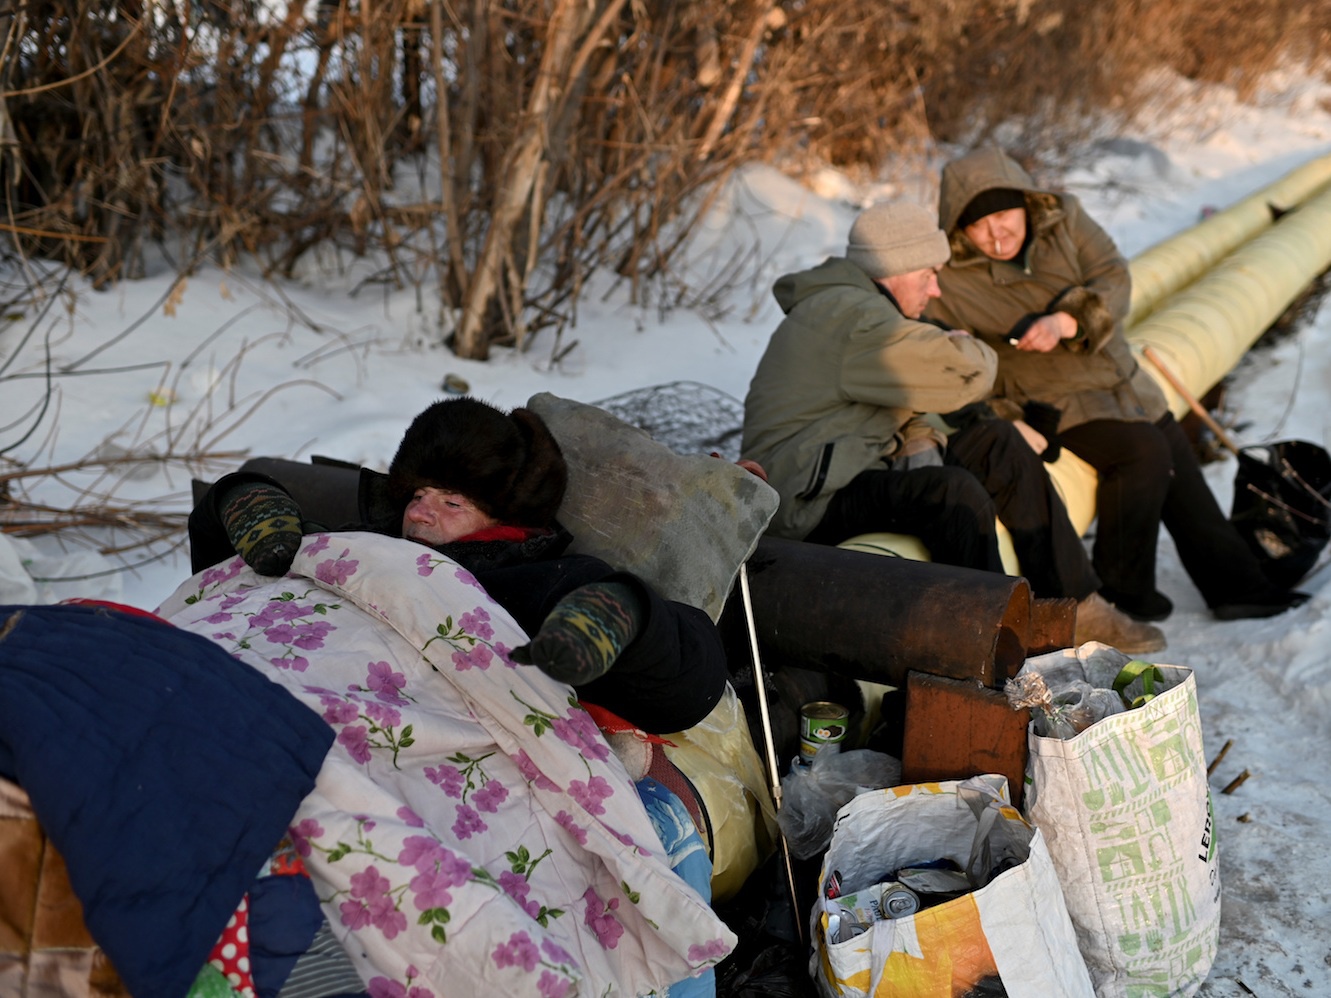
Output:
[157,531,734,996]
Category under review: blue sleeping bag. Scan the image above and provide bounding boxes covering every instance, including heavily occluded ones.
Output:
[0,602,334,998]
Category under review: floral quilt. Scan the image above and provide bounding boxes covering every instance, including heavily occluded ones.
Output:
[156,531,735,997]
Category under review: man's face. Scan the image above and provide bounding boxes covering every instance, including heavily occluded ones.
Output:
[962,206,1027,261]
[401,487,499,546]
[881,266,942,319]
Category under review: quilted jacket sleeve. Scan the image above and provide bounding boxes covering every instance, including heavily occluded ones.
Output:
[1060,194,1132,344]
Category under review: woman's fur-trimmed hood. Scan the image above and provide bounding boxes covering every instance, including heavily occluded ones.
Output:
[936,147,1116,344]
[938,146,1067,265]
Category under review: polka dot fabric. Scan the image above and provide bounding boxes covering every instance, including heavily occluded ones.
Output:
[207,893,256,998]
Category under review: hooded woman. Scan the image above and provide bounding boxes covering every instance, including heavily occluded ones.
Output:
[189,396,729,735]
[926,146,1306,622]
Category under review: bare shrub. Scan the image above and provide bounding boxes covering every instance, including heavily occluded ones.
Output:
[3,2,782,359]
[747,0,1331,175]
[1129,0,1331,99]
[2,0,1329,365]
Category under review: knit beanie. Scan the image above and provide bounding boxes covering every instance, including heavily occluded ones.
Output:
[845,201,950,279]
[956,187,1027,230]
[387,397,567,527]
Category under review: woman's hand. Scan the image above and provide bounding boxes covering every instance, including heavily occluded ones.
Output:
[1011,311,1078,352]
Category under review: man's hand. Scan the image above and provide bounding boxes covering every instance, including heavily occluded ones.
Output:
[1012,419,1049,455]
[735,458,769,482]
[1011,311,1077,352]
[1021,399,1063,462]
[711,452,770,483]
[510,581,644,686]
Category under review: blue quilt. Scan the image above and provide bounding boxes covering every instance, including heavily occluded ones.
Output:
[0,602,334,998]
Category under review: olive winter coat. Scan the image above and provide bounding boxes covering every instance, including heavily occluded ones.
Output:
[741,256,996,539]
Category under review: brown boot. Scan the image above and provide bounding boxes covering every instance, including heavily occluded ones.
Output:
[1075,592,1167,655]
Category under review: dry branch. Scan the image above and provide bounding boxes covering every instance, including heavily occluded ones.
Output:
[0,268,348,577]
[1207,738,1234,776]
[1221,769,1252,795]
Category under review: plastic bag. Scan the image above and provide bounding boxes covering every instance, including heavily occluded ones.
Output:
[776,749,901,860]
[1231,439,1331,588]
[661,683,779,901]
[1004,671,1126,739]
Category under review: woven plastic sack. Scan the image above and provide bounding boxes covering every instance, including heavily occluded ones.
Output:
[1020,643,1221,997]
[811,775,1094,997]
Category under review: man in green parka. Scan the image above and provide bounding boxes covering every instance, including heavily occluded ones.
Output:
[741,200,1165,653]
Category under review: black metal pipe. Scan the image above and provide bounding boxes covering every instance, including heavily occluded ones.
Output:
[736,535,1032,688]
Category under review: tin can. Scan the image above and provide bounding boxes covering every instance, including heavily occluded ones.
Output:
[799,700,849,764]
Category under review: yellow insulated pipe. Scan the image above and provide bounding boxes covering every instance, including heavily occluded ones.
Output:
[1127,152,1331,327]
[1127,181,1331,415]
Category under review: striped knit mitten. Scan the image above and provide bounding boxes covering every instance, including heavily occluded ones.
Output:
[217,479,303,577]
[511,581,645,686]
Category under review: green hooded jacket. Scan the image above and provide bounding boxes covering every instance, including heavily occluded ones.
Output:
[926,146,1167,431]
[741,256,997,539]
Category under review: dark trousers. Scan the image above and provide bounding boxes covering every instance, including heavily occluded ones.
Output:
[1060,413,1272,607]
[948,418,1100,600]
[807,420,1099,599]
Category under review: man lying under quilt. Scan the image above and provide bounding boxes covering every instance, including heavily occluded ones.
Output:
[0,396,750,997]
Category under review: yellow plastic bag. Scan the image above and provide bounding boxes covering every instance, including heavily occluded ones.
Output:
[663,682,778,902]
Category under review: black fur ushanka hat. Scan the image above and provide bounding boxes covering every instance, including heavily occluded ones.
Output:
[386,397,567,527]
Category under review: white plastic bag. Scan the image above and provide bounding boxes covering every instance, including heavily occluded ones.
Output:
[1020,643,1221,997]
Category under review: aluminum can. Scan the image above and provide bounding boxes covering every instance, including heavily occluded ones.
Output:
[829,881,920,938]
[798,700,849,764]
[880,884,921,919]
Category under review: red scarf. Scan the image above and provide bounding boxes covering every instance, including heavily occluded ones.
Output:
[454,524,545,544]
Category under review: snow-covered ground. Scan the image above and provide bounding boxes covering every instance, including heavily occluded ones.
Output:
[4,71,1331,995]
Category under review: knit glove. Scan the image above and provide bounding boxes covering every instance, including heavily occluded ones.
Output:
[510,581,645,686]
[941,400,1000,432]
[217,478,303,577]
